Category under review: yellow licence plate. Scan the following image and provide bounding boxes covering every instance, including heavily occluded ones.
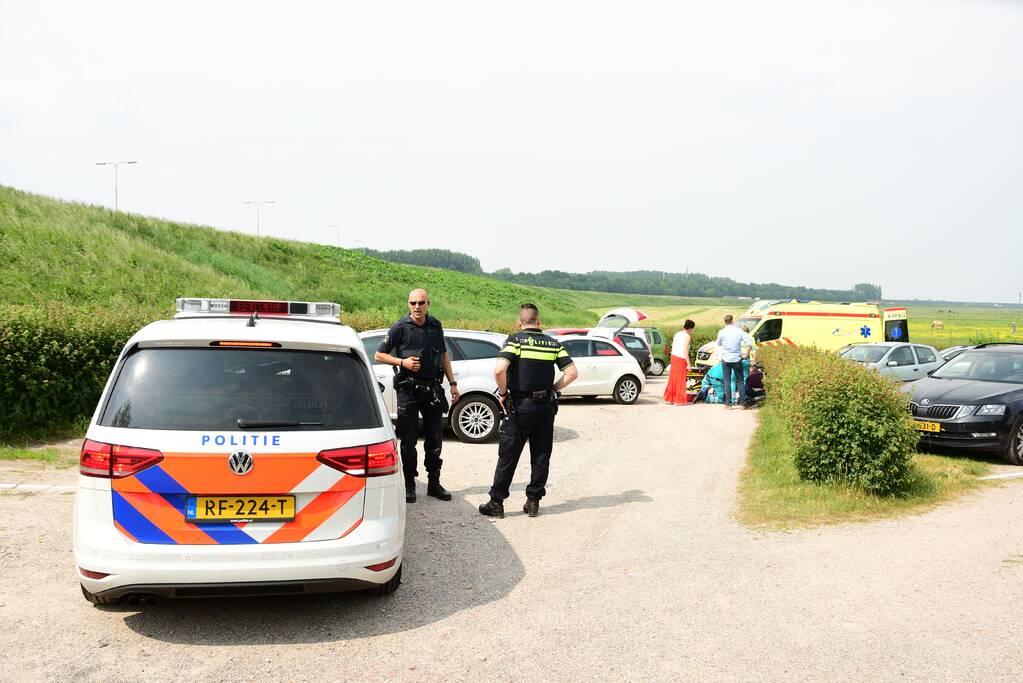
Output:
[913,421,941,433]
[187,496,296,522]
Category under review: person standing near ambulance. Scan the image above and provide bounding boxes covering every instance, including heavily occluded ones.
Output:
[715,314,753,408]
[479,303,578,519]
[376,289,459,503]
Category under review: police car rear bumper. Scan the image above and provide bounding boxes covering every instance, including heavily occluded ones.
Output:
[74,487,404,596]
[87,577,383,600]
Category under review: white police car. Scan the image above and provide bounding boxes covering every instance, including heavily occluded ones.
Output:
[74,298,404,605]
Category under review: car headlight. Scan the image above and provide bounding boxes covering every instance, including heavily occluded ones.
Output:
[976,405,1006,416]
[954,405,977,418]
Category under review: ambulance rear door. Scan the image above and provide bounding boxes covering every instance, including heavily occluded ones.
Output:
[883,308,909,342]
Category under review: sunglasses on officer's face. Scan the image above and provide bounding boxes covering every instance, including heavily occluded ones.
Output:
[408,300,428,306]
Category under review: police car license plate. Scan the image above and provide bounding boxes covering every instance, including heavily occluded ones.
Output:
[913,420,941,433]
[187,496,296,522]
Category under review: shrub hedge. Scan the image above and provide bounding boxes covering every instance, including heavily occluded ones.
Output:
[0,304,152,444]
[757,345,920,495]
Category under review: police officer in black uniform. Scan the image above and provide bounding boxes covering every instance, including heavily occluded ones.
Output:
[479,303,578,518]
[376,288,460,503]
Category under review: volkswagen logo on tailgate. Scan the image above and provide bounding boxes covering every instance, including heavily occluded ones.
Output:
[228,450,254,475]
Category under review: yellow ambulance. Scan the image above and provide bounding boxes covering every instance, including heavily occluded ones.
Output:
[693,300,910,370]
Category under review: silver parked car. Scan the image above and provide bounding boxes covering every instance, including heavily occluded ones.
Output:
[839,342,944,381]
[360,328,507,443]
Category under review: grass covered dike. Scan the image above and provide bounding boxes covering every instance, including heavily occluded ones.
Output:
[736,346,994,528]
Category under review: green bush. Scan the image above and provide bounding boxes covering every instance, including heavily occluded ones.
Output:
[759,345,919,495]
[0,304,151,444]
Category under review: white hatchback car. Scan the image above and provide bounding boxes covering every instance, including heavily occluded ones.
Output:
[839,342,944,381]
[360,328,507,443]
[553,335,646,404]
[75,298,404,605]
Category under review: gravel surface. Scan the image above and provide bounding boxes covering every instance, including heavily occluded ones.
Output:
[2,377,1022,681]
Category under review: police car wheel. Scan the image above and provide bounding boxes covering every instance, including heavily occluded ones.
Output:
[80,583,118,606]
[450,396,500,443]
[367,564,402,596]
[650,359,666,376]
[613,375,641,405]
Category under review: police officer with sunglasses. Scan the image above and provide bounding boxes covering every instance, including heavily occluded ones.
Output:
[376,289,459,503]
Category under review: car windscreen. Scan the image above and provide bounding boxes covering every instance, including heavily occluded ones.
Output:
[100,347,383,431]
[840,345,888,363]
[930,351,1023,383]
[737,317,760,331]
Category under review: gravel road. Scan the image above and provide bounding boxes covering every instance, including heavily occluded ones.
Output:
[3,377,1022,681]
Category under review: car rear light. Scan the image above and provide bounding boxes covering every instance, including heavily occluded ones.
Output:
[366,440,399,476]
[365,558,397,572]
[80,439,112,477]
[318,440,398,477]
[80,439,164,478]
[79,567,110,580]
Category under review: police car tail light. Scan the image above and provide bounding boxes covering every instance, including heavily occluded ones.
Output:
[317,440,398,477]
[80,439,164,479]
[366,440,399,476]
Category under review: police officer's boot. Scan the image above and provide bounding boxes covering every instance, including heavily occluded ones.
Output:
[523,499,540,517]
[478,496,504,518]
[426,473,452,501]
[405,481,416,504]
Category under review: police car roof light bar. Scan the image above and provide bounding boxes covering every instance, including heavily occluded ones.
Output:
[175,298,341,318]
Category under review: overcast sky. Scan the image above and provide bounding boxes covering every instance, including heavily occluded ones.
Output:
[2,1,1021,302]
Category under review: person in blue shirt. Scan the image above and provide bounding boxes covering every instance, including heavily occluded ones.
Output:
[715,315,754,408]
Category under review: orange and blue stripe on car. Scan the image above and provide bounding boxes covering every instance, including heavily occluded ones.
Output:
[110,456,366,545]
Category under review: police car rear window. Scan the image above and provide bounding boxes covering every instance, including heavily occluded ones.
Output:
[99,348,382,431]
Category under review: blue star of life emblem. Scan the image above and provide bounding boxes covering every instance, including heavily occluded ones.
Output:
[860,325,872,338]
[890,326,903,340]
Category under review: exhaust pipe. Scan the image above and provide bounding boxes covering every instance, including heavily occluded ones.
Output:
[126,594,161,607]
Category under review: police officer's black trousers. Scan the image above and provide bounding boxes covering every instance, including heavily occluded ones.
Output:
[489,398,556,502]
[396,389,444,482]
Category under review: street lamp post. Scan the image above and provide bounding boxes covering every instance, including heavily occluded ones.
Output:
[242,200,275,237]
[95,160,138,211]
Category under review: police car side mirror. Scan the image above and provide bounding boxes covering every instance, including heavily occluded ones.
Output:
[378,381,386,393]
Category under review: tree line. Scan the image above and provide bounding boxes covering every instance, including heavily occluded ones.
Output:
[360,248,882,302]
[358,248,483,274]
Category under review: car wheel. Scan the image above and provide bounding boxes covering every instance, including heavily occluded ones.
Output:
[367,564,402,596]
[1004,415,1023,466]
[613,375,641,405]
[450,395,500,443]
[650,359,665,376]
[81,583,118,606]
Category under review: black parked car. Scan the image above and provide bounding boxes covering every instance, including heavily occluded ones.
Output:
[901,343,1023,465]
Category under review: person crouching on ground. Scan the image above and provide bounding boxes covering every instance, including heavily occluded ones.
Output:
[743,363,765,409]
[663,319,696,405]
